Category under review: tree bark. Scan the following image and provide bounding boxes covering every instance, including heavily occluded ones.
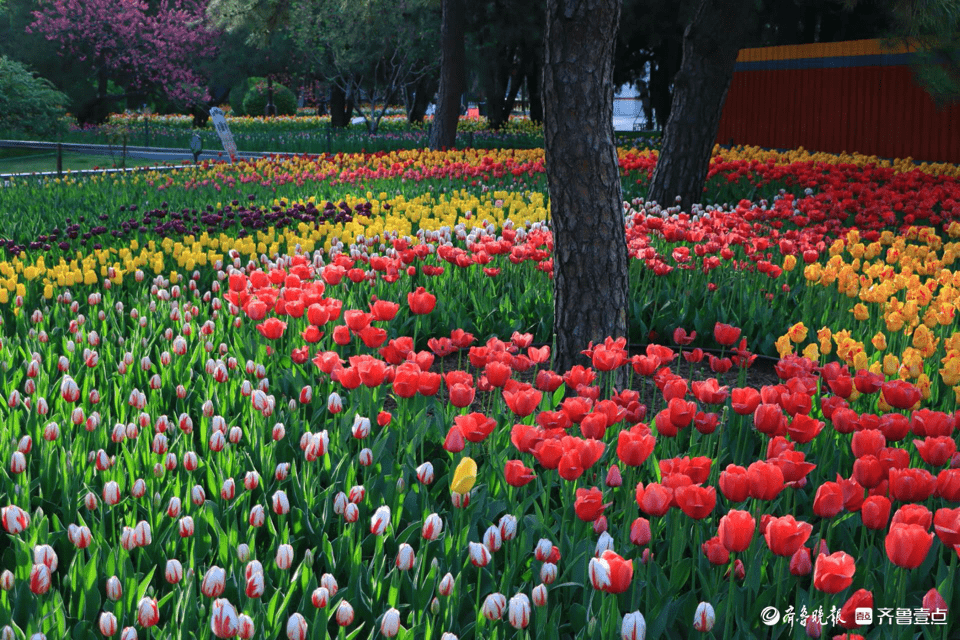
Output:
[544,0,628,377]
[330,84,350,128]
[429,0,466,149]
[647,0,755,211]
[527,66,543,123]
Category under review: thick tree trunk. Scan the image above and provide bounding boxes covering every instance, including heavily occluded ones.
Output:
[544,0,628,377]
[408,75,437,125]
[429,0,466,149]
[649,42,681,129]
[527,67,543,123]
[330,85,350,128]
[647,0,755,211]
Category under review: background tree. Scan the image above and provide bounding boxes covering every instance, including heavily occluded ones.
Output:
[885,0,960,105]
[292,0,439,134]
[429,0,466,149]
[0,55,68,136]
[544,0,628,375]
[467,0,544,129]
[28,0,219,123]
[647,0,757,210]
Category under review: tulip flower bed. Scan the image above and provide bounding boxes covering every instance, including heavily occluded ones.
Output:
[3,114,546,156]
[0,144,959,639]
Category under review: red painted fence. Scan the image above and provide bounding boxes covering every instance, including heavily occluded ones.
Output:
[716,39,960,164]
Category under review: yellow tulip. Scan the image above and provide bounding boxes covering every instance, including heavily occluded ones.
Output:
[451,457,477,494]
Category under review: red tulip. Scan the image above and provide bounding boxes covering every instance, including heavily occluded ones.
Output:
[701,536,730,565]
[837,589,873,629]
[504,387,542,418]
[914,437,957,467]
[789,547,812,576]
[635,482,671,517]
[860,496,891,530]
[407,287,436,315]
[255,318,287,340]
[731,387,761,415]
[937,469,960,501]
[719,465,750,503]
[885,523,933,569]
[812,552,855,593]
[889,467,937,502]
[785,414,824,444]
[746,461,785,501]
[880,380,921,410]
[812,482,844,518]
[891,504,932,530]
[598,550,633,594]
[718,509,755,553]
[933,507,960,547]
[616,430,655,467]
[504,460,536,487]
[675,485,716,520]
[764,515,813,557]
[574,487,610,522]
[454,413,497,443]
[713,322,741,346]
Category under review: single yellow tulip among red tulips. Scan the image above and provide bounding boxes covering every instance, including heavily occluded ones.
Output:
[451,457,477,494]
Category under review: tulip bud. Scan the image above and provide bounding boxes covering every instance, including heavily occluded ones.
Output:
[482,593,507,620]
[499,514,518,541]
[137,597,159,627]
[431,597,440,614]
[532,584,548,607]
[321,573,339,596]
[245,571,264,599]
[249,505,265,528]
[165,559,183,584]
[286,613,308,640]
[693,602,716,632]
[540,562,558,585]
[469,542,492,567]
[120,628,136,640]
[0,570,13,591]
[99,612,118,637]
[237,614,255,640]
[210,599,240,639]
[396,543,415,571]
[535,539,554,562]
[438,572,455,596]
[416,462,435,484]
[344,503,359,523]
[276,544,294,570]
[335,601,354,626]
[311,587,330,608]
[202,567,228,599]
[29,564,51,594]
[370,506,391,535]
[359,448,373,466]
[595,531,615,556]
[106,576,122,601]
[381,608,401,638]
[237,543,250,562]
[621,611,646,640]
[422,513,443,541]
[508,593,531,629]
[272,490,290,515]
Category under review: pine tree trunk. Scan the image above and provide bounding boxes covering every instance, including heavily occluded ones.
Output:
[330,85,349,128]
[544,0,627,377]
[647,0,755,211]
[429,0,466,149]
[527,67,543,123]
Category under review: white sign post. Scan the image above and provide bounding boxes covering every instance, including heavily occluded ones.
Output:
[208,107,238,163]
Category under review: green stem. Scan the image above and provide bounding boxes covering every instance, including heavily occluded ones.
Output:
[723,553,737,640]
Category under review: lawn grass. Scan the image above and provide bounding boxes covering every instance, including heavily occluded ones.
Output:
[0,150,158,174]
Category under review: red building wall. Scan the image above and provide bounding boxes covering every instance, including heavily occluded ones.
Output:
[716,40,960,164]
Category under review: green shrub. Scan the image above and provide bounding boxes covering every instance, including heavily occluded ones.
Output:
[228,80,251,116]
[0,56,69,136]
[242,78,297,117]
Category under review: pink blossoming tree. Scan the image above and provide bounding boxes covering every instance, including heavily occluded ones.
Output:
[28,0,219,119]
